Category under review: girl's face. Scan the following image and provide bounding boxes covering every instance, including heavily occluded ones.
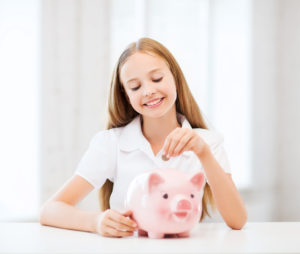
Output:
[120,52,177,119]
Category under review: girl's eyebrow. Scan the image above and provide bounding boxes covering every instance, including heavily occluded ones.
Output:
[148,67,162,74]
[126,68,163,84]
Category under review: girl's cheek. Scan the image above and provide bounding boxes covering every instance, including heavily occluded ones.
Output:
[128,97,139,108]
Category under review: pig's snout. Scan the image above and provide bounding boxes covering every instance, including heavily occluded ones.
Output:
[171,195,193,212]
[172,198,193,222]
[177,200,192,210]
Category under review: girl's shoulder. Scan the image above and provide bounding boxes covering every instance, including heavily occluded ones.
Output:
[91,125,133,146]
[193,128,224,148]
[89,125,127,146]
[89,116,141,150]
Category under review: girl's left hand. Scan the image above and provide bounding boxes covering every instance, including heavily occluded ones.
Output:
[163,128,209,159]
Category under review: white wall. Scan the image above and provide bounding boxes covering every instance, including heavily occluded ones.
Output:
[276,0,300,221]
[0,0,39,221]
[244,0,279,221]
[40,0,300,221]
[40,0,110,209]
[241,0,300,222]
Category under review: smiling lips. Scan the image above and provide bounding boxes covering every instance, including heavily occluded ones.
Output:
[144,97,164,108]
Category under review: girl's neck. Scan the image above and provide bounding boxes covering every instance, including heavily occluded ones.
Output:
[141,110,181,146]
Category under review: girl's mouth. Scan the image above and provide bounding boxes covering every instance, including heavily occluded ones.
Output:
[144,97,164,108]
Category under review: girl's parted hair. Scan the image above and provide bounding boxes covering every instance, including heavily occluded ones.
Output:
[99,37,215,221]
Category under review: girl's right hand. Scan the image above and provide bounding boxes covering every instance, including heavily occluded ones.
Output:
[96,209,137,237]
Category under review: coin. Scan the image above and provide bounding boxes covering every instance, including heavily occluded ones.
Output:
[161,154,169,161]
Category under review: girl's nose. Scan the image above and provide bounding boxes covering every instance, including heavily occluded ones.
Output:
[142,83,156,97]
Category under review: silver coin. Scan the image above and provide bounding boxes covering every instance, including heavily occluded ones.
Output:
[161,154,169,161]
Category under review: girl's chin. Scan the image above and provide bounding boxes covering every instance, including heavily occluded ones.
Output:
[141,108,176,119]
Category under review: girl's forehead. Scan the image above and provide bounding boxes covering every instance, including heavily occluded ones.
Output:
[120,52,168,81]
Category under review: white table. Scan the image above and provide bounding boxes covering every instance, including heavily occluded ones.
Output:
[0,222,300,254]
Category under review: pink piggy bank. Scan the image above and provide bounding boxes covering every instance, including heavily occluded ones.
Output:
[124,168,205,238]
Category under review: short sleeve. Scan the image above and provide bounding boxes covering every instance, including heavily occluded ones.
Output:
[75,130,117,189]
[209,132,231,174]
[195,129,231,175]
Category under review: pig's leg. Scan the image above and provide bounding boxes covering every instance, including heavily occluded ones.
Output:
[177,231,190,238]
[138,229,148,237]
[148,232,165,239]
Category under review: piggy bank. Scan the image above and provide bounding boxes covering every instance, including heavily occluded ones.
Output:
[124,168,205,238]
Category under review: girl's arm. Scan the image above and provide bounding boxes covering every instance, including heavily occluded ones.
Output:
[163,128,248,229]
[39,175,99,232]
[40,175,137,236]
[198,146,248,230]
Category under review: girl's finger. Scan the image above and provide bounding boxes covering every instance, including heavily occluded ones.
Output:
[173,132,193,155]
[162,134,172,158]
[167,133,184,157]
[104,225,134,238]
[109,210,137,229]
[106,217,136,232]
[121,210,133,218]
[177,138,195,156]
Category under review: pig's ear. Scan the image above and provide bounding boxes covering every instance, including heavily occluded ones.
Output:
[190,172,205,191]
[148,173,165,193]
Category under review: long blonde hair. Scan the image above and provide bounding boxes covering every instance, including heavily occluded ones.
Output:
[99,37,215,221]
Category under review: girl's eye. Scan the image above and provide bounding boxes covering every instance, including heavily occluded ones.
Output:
[131,86,140,91]
[163,193,168,199]
[153,77,163,83]
[191,194,194,198]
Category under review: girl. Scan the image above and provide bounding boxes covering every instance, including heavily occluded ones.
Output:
[40,38,247,238]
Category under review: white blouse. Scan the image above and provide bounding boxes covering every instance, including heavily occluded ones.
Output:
[75,114,231,212]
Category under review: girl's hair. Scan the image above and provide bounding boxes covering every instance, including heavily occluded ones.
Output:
[99,37,215,221]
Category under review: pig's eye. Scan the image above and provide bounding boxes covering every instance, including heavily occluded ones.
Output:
[163,193,168,199]
[190,194,194,198]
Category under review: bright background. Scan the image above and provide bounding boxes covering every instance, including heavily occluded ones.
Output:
[1,0,299,222]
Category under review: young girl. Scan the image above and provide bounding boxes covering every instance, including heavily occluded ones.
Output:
[40,37,247,237]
